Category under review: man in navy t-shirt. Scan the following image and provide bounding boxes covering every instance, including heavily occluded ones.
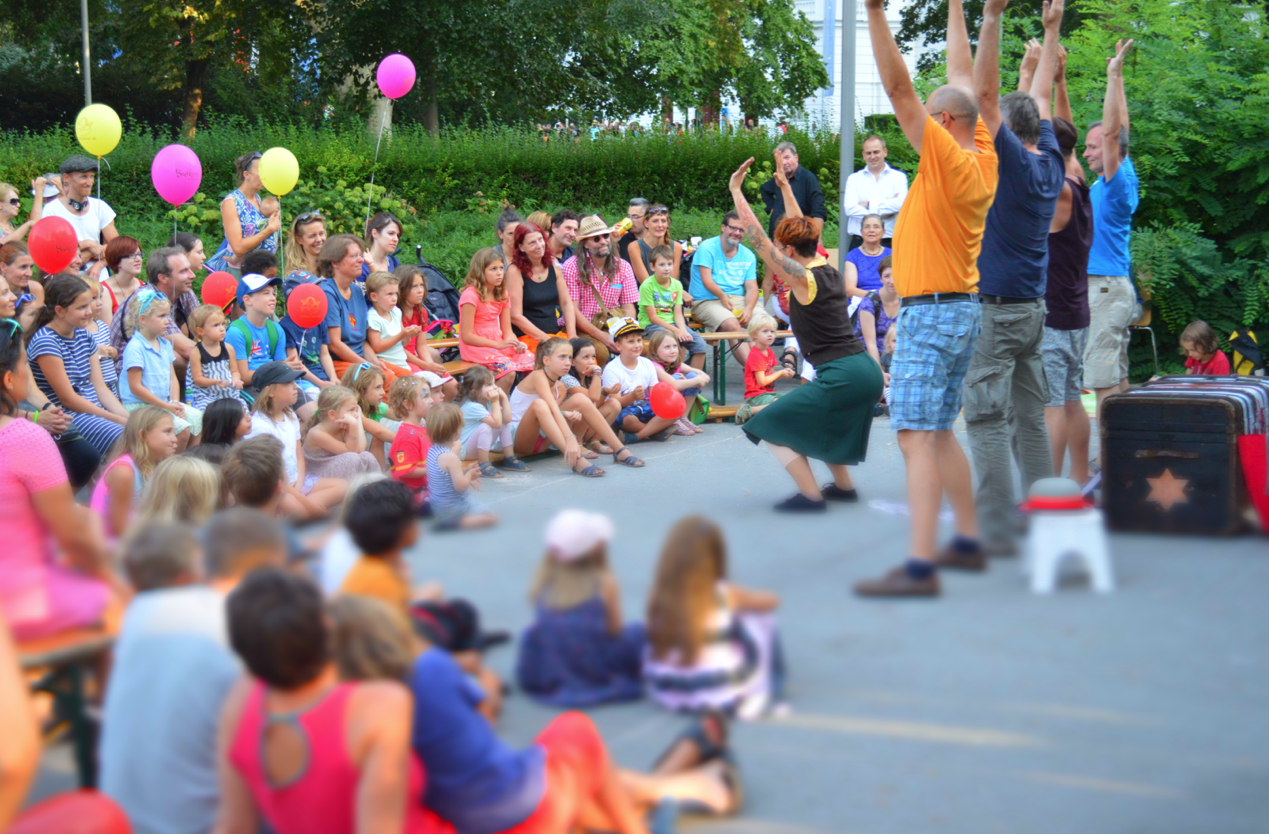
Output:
[948,2,1068,564]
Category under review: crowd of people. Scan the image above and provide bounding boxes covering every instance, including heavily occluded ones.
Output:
[0,0,1190,827]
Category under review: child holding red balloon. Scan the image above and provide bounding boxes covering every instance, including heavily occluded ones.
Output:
[185,304,244,411]
[281,282,337,397]
[599,317,681,443]
[644,329,708,436]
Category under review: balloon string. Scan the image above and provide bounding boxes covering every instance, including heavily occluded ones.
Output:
[97,157,101,201]
[366,108,390,223]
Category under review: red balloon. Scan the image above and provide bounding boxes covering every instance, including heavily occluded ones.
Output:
[287,283,328,329]
[27,216,77,274]
[201,271,237,309]
[649,381,686,420]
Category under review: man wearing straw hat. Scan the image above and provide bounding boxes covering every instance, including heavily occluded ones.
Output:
[559,214,639,366]
[41,155,120,258]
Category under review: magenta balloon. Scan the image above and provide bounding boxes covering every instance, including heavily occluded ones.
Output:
[376,53,417,100]
[151,144,202,205]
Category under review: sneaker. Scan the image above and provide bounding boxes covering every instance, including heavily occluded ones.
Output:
[821,483,859,503]
[854,565,941,597]
[774,493,827,513]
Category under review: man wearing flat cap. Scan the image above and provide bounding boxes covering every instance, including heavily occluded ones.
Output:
[41,155,120,260]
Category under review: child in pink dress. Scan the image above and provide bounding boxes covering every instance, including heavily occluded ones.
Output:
[458,248,534,393]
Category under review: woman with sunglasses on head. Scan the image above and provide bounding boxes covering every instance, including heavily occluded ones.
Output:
[102,236,145,320]
[206,152,281,275]
[625,204,684,287]
[0,179,46,246]
[283,212,327,294]
[0,242,42,310]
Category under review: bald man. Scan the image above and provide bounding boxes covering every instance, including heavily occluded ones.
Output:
[854,0,1007,598]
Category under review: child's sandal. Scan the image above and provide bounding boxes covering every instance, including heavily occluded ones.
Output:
[478,462,503,478]
[612,447,645,467]
[499,456,530,472]
[780,349,798,373]
[572,460,606,477]
[585,440,614,455]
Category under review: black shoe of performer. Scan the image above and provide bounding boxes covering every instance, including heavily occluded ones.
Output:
[821,484,859,503]
[774,493,827,513]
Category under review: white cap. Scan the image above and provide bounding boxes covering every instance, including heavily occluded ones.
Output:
[545,510,614,562]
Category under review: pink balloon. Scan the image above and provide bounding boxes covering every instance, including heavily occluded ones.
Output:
[376,53,416,100]
[151,144,202,205]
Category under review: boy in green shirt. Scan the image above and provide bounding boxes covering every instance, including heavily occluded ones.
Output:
[638,245,708,369]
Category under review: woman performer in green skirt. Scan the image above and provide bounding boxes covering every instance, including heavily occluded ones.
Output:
[729,158,884,512]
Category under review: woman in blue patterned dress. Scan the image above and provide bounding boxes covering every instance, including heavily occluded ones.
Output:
[206,152,281,274]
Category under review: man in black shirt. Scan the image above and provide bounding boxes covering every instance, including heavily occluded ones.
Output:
[758,141,826,318]
[615,197,649,265]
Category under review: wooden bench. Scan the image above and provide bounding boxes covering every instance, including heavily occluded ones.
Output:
[700,330,793,406]
[424,339,481,378]
[704,405,739,423]
[20,628,115,789]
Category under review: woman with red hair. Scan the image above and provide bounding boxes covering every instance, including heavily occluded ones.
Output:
[505,223,576,355]
[727,157,883,512]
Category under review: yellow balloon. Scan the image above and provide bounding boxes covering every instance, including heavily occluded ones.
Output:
[258,147,299,196]
[75,104,122,157]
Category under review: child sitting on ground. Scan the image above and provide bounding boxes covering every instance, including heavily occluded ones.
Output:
[119,289,202,450]
[186,304,244,411]
[339,363,396,465]
[1181,320,1231,375]
[386,377,432,508]
[425,403,496,530]
[394,263,458,400]
[134,456,223,527]
[645,329,709,436]
[643,515,786,720]
[737,313,792,425]
[302,385,382,487]
[601,316,680,443]
[516,509,645,707]
[565,336,622,453]
[458,365,529,478]
[90,405,179,541]
[246,361,346,519]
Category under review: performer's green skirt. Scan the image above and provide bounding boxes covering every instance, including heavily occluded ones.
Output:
[743,352,883,465]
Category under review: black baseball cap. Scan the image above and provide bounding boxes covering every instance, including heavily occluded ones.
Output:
[251,361,304,389]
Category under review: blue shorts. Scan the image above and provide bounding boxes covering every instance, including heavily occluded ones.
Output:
[616,400,655,427]
[673,372,702,398]
[889,300,981,432]
[644,323,708,356]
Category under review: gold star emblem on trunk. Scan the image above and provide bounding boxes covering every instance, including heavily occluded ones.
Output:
[1146,468,1190,511]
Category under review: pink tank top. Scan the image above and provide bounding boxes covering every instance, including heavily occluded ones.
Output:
[88,454,142,541]
[229,681,449,834]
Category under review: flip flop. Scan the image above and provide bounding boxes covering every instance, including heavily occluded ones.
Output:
[612,447,645,467]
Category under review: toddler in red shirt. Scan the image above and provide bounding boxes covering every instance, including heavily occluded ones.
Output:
[1181,320,1231,375]
[387,377,434,508]
[738,314,793,424]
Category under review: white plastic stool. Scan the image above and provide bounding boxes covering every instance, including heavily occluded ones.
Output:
[1022,478,1114,595]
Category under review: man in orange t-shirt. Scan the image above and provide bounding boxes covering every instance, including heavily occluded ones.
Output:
[855,0,1008,599]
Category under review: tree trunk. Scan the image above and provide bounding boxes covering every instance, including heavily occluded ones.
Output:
[699,89,722,128]
[660,94,673,127]
[181,58,208,139]
[423,72,439,136]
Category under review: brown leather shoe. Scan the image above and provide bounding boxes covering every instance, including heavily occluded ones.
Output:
[933,543,987,571]
[854,566,941,597]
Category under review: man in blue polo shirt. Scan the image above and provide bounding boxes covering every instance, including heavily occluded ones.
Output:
[1083,39,1139,437]
[689,211,758,367]
[955,2,1067,564]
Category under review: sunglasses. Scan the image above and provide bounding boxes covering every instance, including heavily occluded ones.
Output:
[647,206,669,216]
[16,293,32,307]
[2,318,22,336]
[6,198,19,206]
[296,212,324,225]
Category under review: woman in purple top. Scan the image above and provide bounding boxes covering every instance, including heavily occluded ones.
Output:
[843,215,891,297]
[856,255,900,373]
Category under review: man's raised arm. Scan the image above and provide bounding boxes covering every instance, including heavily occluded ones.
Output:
[975,0,1010,137]
[946,0,975,93]
[865,0,929,154]
[1029,0,1065,122]
[1054,46,1073,125]
[1101,38,1134,182]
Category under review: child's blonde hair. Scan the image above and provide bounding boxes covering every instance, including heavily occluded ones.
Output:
[457,365,495,404]
[108,405,173,479]
[1181,320,1219,356]
[339,363,387,417]
[884,325,897,354]
[136,456,222,527]
[253,382,296,420]
[747,312,777,338]
[530,543,611,611]
[464,248,508,303]
[647,516,728,664]
[306,384,358,432]
[125,289,172,338]
[188,304,225,341]
[387,376,430,420]
[425,402,463,445]
[365,271,400,302]
[535,336,572,370]
[328,595,414,681]
[644,328,684,375]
